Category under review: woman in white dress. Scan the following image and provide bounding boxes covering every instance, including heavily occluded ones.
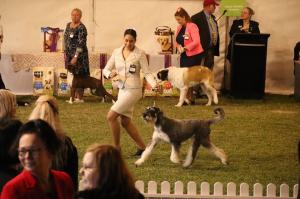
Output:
[103,29,158,155]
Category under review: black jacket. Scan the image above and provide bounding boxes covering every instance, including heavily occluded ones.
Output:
[0,118,23,192]
[227,19,260,61]
[191,11,220,56]
[294,42,300,61]
[229,19,260,37]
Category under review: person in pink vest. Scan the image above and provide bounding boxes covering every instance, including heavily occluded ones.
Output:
[175,7,204,103]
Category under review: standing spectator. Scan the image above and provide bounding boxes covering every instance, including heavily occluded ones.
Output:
[77,144,144,199]
[103,29,158,155]
[1,119,74,199]
[227,7,260,61]
[191,0,220,69]
[64,8,89,103]
[175,7,204,104]
[28,95,78,190]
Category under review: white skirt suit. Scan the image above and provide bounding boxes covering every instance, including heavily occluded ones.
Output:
[103,46,157,118]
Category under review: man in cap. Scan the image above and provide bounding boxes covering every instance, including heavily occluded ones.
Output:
[191,0,220,69]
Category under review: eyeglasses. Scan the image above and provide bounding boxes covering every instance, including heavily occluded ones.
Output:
[18,148,43,158]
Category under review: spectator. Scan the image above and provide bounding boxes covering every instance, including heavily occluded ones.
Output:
[0,89,17,120]
[1,119,74,199]
[0,118,22,192]
[28,95,78,190]
[77,144,144,199]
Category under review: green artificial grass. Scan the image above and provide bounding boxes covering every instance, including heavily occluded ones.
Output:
[16,94,300,192]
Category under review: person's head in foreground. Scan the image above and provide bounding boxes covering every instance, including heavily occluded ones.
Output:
[78,144,144,199]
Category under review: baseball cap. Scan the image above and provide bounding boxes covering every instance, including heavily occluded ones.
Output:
[203,0,220,7]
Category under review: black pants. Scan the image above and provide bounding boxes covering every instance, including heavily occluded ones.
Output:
[180,53,203,67]
[203,48,215,69]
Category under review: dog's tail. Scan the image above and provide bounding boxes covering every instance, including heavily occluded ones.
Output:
[208,108,225,125]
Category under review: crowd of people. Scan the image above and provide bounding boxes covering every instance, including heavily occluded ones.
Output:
[0,0,261,198]
[0,89,144,199]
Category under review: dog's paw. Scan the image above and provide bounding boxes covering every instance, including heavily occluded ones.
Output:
[184,99,191,105]
[170,157,181,164]
[205,103,212,106]
[66,100,73,104]
[134,159,144,167]
[175,103,183,107]
[182,162,191,168]
[221,158,228,165]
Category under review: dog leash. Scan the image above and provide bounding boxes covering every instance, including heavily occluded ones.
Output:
[152,84,163,106]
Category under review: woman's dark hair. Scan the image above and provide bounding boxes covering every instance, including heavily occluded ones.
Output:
[0,119,22,167]
[174,7,192,22]
[87,144,140,198]
[13,119,62,156]
[124,29,137,40]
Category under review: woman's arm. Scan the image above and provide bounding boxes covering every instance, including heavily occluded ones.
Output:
[75,25,87,56]
[103,50,116,78]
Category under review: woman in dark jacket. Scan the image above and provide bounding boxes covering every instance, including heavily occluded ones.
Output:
[77,144,144,199]
[0,118,22,192]
[227,7,260,61]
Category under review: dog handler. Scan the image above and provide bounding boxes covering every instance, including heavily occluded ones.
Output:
[64,8,90,103]
[175,7,204,104]
[103,29,158,155]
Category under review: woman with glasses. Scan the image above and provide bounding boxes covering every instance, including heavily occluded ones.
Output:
[77,144,144,199]
[1,119,74,199]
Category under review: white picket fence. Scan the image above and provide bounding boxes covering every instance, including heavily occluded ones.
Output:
[135,181,299,199]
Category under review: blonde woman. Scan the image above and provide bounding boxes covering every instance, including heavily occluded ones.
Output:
[28,95,78,190]
[0,89,17,120]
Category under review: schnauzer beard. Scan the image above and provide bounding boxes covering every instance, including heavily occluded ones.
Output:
[143,115,157,124]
